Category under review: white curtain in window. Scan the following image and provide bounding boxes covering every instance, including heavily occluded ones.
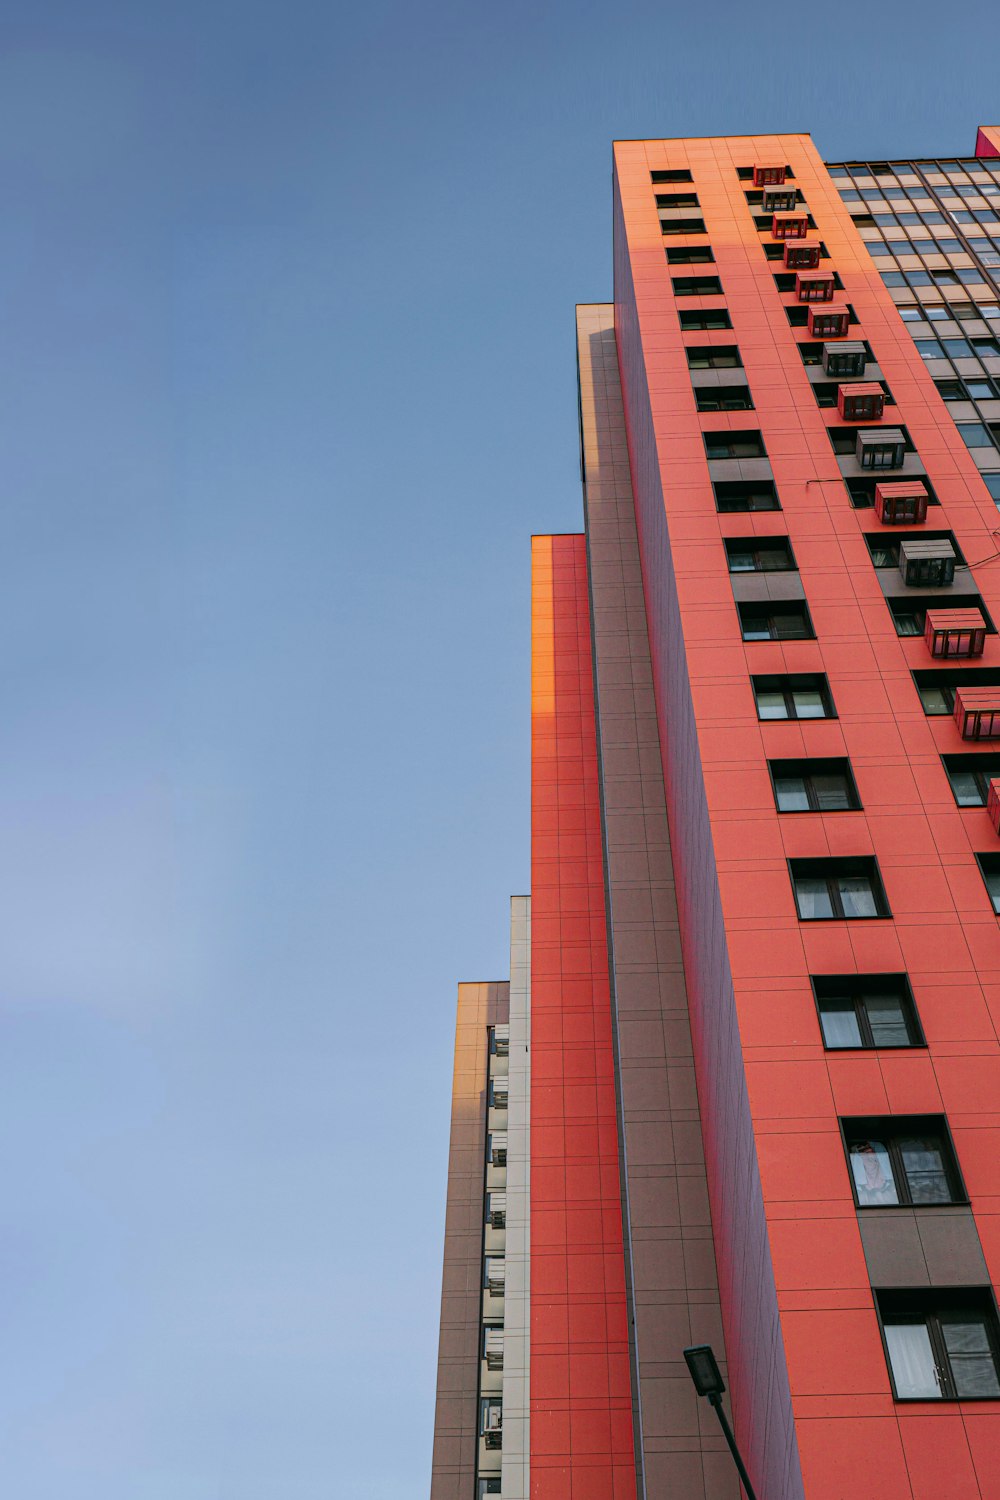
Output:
[796,877,834,919]
[885,1322,938,1398]
[837,876,878,918]
[820,1003,863,1048]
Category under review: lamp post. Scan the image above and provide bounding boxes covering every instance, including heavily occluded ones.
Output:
[683,1344,759,1500]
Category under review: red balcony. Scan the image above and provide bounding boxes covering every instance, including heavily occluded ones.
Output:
[784,240,821,269]
[754,163,786,186]
[838,383,885,421]
[875,481,928,524]
[925,608,987,659]
[987,779,1000,833]
[808,303,850,338]
[772,211,808,239]
[954,688,1000,740]
[796,270,836,302]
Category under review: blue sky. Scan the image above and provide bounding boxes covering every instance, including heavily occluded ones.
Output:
[0,1,996,1495]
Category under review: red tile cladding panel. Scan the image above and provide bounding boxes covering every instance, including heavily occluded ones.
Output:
[613,130,1000,1500]
[531,534,637,1500]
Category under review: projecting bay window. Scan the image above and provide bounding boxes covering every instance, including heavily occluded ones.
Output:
[913,669,1000,719]
[789,857,890,920]
[857,428,907,470]
[843,1117,965,1207]
[877,1291,1000,1401]
[812,974,923,1050]
[752,673,835,720]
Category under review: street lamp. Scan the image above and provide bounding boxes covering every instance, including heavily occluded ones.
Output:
[683,1345,759,1500]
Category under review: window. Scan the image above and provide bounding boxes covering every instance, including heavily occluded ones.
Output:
[942,754,1000,807]
[941,337,974,357]
[976,853,1000,913]
[673,275,723,297]
[843,1117,964,1207]
[797,342,824,365]
[925,304,954,321]
[973,336,1000,356]
[789,857,890,920]
[812,974,922,1049]
[666,245,715,264]
[679,308,732,330]
[878,1290,1000,1401]
[967,379,998,399]
[661,217,707,236]
[856,429,908,469]
[687,345,742,370]
[958,423,993,448]
[657,192,700,209]
[714,480,780,512]
[738,602,813,641]
[725,536,794,572]
[934,379,965,401]
[983,474,1000,502]
[752,673,835,720]
[913,339,943,361]
[651,169,693,183]
[480,1396,503,1446]
[881,271,906,287]
[705,429,766,460]
[898,305,925,321]
[478,1480,502,1499]
[770,758,860,812]
[913,668,1000,716]
[695,384,754,411]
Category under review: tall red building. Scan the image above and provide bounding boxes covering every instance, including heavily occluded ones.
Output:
[431,126,1000,1500]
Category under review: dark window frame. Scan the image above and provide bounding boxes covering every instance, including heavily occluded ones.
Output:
[705,428,767,461]
[769,757,862,813]
[942,754,1000,807]
[725,536,794,572]
[714,480,780,512]
[875,1289,1000,1403]
[789,856,891,921]
[976,853,1000,914]
[737,601,814,641]
[840,1115,967,1209]
[811,973,924,1051]
[751,673,836,721]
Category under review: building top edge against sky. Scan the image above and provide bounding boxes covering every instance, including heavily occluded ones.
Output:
[431,119,1000,1500]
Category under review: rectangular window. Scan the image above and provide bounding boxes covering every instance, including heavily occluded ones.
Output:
[877,1291,1000,1401]
[657,192,700,209]
[958,423,993,448]
[752,673,835,721]
[705,429,766,460]
[651,169,693,183]
[666,246,715,264]
[789,857,890,920]
[843,1117,964,1206]
[661,217,707,236]
[976,853,1000,913]
[942,754,1000,806]
[687,345,742,370]
[679,308,732,330]
[714,480,780,512]
[913,668,1000,717]
[738,602,813,641]
[812,974,922,1050]
[770,758,860,812]
[673,275,723,297]
[891,594,992,640]
[695,384,754,411]
[725,536,794,572]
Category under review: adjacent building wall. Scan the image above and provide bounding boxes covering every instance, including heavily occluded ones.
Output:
[431,981,510,1500]
[577,302,738,1499]
[530,535,637,1499]
[501,896,531,1500]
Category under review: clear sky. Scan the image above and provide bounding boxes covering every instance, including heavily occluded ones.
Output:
[0,1,995,1496]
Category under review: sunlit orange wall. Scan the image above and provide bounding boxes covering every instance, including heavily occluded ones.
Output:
[530,534,636,1500]
[614,133,1000,1500]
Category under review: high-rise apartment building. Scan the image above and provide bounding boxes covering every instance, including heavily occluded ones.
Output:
[430,124,1000,1500]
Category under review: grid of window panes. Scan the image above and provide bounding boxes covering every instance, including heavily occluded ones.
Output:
[827,158,1000,501]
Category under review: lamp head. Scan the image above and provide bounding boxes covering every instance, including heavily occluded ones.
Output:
[683,1344,726,1399]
